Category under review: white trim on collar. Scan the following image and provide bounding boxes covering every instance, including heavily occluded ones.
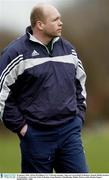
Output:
[29,33,59,45]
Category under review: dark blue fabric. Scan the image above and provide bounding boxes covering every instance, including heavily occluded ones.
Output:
[0,27,86,133]
[19,116,88,173]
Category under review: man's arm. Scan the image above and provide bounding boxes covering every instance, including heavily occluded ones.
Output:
[0,48,26,133]
[75,56,87,121]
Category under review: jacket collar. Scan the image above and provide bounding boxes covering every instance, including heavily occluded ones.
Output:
[26,26,60,46]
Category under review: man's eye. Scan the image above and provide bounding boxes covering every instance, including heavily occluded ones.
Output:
[53,19,57,22]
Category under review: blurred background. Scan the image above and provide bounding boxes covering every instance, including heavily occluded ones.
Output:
[0,0,109,173]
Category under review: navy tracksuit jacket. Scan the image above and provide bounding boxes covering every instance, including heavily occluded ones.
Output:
[0,26,87,133]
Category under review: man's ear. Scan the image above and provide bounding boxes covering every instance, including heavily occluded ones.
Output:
[37,20,44,30]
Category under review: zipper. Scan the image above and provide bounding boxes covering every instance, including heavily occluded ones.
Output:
[43,45,53,57]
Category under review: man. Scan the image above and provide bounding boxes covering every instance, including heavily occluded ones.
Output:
[0,4,88,173]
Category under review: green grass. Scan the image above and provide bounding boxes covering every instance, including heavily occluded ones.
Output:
[0,128,20,173]
[83,129,109,173]
[0,126,109,173]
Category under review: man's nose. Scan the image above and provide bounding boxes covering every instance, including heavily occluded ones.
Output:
[59,20,63,26]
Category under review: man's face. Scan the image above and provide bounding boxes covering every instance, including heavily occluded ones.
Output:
[42,7,63,38]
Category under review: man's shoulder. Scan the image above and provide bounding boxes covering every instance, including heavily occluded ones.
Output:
[60,37,76,50]
[1,34,27,56]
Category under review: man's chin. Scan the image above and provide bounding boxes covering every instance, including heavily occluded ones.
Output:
[49,33,61,39]
[55,33,62,37]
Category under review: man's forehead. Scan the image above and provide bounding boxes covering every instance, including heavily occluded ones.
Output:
[42,5,60,17]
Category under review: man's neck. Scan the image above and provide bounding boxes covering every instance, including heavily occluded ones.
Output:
[33,31,53,45]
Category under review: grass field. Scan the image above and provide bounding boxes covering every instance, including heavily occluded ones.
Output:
[0,129,20,173]
[0,125,109,173]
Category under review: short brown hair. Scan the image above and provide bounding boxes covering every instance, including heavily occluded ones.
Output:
[30,6,45,28]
